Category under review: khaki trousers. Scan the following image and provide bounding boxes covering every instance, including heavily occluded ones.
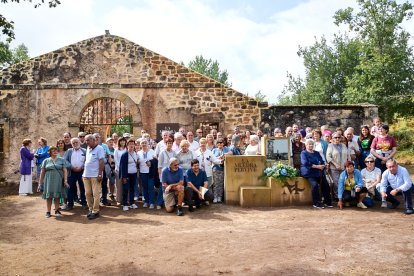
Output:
[83,177,101,214]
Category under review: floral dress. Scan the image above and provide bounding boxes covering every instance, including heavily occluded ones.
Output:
[41,157,66,199]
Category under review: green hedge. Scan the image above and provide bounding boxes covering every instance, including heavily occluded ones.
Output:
[391,128,414,152]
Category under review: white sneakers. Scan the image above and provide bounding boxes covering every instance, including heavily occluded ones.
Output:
[357,202,367,209]
[381,201,388,208]
[143,203,148,208]
[123,206,129,211]
[149,204,155,209]
[130,204,138,209]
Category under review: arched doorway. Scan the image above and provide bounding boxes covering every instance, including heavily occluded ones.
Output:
[79,97,133,138]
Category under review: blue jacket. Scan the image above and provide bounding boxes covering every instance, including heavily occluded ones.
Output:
[300,150,324,178]
[35,145,50,165]
[119,151,139,179]
[338,169,364,199]
[63,148,86,175]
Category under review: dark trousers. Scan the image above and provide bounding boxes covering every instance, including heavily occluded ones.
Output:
[307,176,332,206]
[343,187,368,203]
[385,185,413,210]
[123,173,137,206]
[184,186,213,206]
[141,173,155,204]
[101,170,108,203]
[67,171,86,207]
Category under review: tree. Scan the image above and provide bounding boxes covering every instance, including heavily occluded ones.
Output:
[0,42,29,68]
[187,55,231,86]
[280,0,414,121]
[254,91,267,102]
[1,0,61,42]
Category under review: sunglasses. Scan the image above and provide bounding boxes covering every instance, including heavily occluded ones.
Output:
[365,160,374,163]
[217,141,223,144]
[333,137,340,139]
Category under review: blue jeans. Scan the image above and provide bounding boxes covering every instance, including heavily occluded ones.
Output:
[306,175,332,206]
[67,171,86,207]
[101,170,108,204]
[141,173,155,204]
[123,173,137,206]
[385,185,413,210]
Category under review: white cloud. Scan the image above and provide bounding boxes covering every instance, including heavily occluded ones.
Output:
[3,0,412,104]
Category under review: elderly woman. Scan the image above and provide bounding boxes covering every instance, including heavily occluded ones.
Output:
[195,138,222,192]
[244,135,261,155]
[361,155,383,204]
[370,124,397,172]
[138,139,157,209]
[337,161,368,209]
[326,132,350,201]
[176,140,197,176]
[34,137,49,180]
[300,139,332,208]
[291,132,305,171]
[172,132,184,154]
[206,134,216,151]
[19,139,35,196]
[358,125,374,169]
[38,146,69,218]
[312,129,328,162]
[119,139,139,211]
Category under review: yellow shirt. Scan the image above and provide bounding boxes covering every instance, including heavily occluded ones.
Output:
[345,176,356,191]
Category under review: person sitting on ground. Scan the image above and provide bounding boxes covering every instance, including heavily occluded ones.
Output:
[185,159,214,212]
[244,135,261,155]
[300,139,332,209]
[379,159,413,215]
[360,155,382,204]
[162,158,185,216]
[337,161,368,209]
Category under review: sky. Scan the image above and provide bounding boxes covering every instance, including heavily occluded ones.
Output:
[2,0,414,103]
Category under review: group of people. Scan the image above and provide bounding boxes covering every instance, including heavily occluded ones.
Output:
[18,117,413,219]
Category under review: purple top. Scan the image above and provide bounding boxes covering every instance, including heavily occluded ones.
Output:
[20,146,34,175]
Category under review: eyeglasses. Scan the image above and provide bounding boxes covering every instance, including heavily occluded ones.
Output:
[365,160,374,163]
[333,137,340,139]
[217,142,223,144]
[79,136,85,138]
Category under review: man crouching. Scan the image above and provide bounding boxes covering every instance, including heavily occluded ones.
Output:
[185,159,214,212]
[162,158,185,216]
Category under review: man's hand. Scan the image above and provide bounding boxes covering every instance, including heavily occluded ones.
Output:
[355,187,361,193]
[198,191,203,200]
[165,185,171,193]
[390,189,398,196]
[337,199,343,210]
[381,191,387,198]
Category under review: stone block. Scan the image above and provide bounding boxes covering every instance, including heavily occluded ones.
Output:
[267,178,312,207]
[240,186,271,207]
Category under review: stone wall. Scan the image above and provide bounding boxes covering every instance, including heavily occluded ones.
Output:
[260,104,378,135]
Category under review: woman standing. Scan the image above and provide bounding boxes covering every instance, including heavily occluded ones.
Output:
[326,132,350,201]
[300,139,332,208]
[34,137,49,180]
[244,135,261,155]
[358,125,374,169]
[138,140,156,209]
[206,134,216,151]
[114,137,127,204]
[291,132,305,171]
[195,138,222,191]
[370,124,397,172]
[56,139,66,158]
[19,139,35,196]
[38,146,69,218]
[119,139,139,211]
[312,129,328,162]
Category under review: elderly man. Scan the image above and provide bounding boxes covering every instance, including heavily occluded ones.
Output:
[63,138,87,210]
[380,159,413,214]
[194,129,203,142]
[93,133,112,206]
[83,134,105,220]
[185,159,214,211]
[162,158,185,216]
[78,132,87,149]
[155,130,170,156]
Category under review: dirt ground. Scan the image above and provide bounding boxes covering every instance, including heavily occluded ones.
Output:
[0,188,413,276]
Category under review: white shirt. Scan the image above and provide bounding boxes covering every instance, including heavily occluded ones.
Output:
[361,167,381,193]
[155,140,167,156]
[380,166,413,192]
[127,151,139,174]
[172,143,181,154]
[195,148,221,177]
[244,144,260,156]
[71,148,85,169]
[189,140,200,152]
[137,149,155,173]
[114,148,127,171]
[83,145,105,177]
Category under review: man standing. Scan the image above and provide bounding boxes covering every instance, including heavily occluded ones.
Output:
[83,134,105,220]
[63,132,73,150]
[162,158,185,216]
[380,159,413,214]
[186,131,199,152]
[185,159,213,211]
[64,138,87,210]
[194,129,203,142]
[78,132,87,149]
[93,133,112,206]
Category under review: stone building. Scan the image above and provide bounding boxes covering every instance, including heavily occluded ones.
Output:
[0,32,265,180]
